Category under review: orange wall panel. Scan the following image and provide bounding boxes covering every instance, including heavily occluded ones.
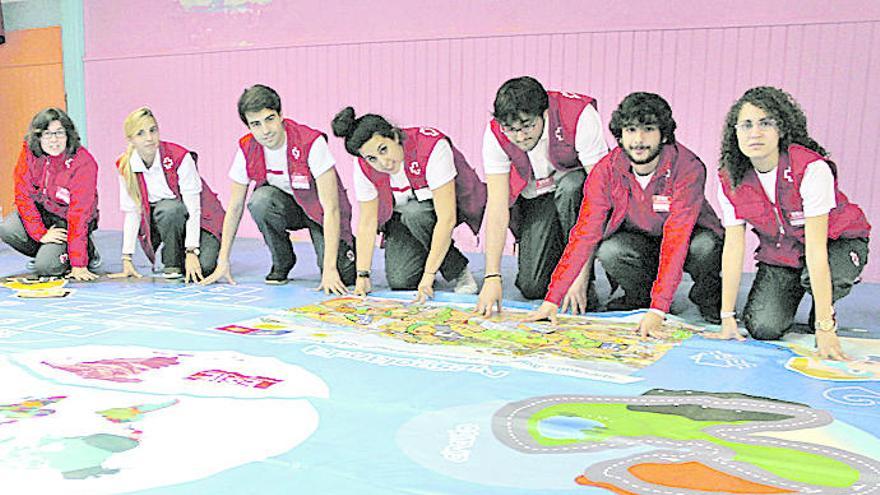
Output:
[0,27,65,216]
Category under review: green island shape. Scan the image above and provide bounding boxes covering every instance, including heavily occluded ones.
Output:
[528,402,858,488]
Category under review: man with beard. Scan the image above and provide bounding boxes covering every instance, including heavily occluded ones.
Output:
[526,92,724,337]
[475,77,608,316]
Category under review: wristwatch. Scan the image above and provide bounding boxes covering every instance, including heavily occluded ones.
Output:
[356,270,371,279]
[816,317,837,333]
[186,247,200,256]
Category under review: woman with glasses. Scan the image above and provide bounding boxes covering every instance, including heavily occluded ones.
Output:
[109,107,225,282]
[331,107,486,302]
[0,108,101,280]
[716,86,870,360]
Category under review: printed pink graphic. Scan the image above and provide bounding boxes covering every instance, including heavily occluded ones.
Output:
[42,356,181,382]
[186,369,283,389]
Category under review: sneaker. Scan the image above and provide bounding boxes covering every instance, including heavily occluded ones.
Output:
[26,260,36,272]
[265,267,290,285]
[606,294,651,311]
[163,267,182,279]
[88,251,103,271]
[451,269,478,294]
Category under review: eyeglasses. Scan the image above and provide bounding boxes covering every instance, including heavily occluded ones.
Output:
[40,130,67,140]
[734,118,777,133]
[500,116,541,136]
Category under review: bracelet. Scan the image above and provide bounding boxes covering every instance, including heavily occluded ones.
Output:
[483,273,502,281]
[720,310,736,319]
[121,254,133,261]
[356,270,371,279]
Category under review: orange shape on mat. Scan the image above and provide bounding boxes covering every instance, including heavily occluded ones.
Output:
[575,475,640,495]
[575,461,795,494]
[630,461,795,493]
[575,461,795,495]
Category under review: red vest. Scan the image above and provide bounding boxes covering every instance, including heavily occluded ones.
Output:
[15,143,100,267]
[240,118,353,244]
[357,127,487,235]
[489,90,596,205]
[719,144,871,268]
[115,142,226,263]
[545,143,722,312]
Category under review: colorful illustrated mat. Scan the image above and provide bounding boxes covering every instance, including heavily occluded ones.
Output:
[0,282,877,494]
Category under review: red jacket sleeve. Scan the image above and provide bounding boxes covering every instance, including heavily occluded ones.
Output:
[65,150,99,267]
[12,144,48,241]
[650,156,706,312]
[544,155,613,305]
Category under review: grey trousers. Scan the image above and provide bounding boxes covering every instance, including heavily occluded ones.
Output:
[148,199,220,274]
[743,237,870,340]
[383,199,469,290]
[511,169,586,300]
[247,185,356,284]
[0,208,98,277]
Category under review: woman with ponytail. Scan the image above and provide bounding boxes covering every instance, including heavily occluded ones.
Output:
[109,107,225,282]
[331,107,487,302]
[0,108,101,280]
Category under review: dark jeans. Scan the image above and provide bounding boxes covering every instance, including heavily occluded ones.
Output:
[512,169,586,299]
[0,207,98,277]
[595,226,723,312]
[247,185,356,284]
[383,199,469,290]
[149,199,220,274]
[743,237,870,340]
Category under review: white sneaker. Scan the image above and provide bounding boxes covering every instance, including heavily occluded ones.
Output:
[26,260,36,272]
[451,269,478,294]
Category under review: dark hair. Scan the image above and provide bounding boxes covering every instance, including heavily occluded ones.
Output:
[331,106,402,156]
[237,84,282,125]
[609,92,677,144]
[720,86,827,187]
[26,107,81,157]
[492,76,549,125]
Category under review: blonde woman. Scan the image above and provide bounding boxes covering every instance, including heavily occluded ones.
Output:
[110,107,225,282]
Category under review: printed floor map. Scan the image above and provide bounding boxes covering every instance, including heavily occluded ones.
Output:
[0,280,878,494]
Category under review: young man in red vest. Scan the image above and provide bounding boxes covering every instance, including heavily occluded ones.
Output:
[475,76,608,316]
[201,85,355,291]
[527,92,724,338]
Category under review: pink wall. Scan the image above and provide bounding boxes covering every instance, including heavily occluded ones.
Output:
[83,0,880,281]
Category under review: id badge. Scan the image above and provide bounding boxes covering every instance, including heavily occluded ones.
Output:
[535,176,556,195]
[788,210,806,226]
[652,195,670,212]
[55,187,71,204]
[413,187,433,201]
[290,174,311,190]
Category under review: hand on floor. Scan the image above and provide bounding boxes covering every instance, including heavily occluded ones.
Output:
[523,301,559,325]
[816,331,849,361]
[67,266,98,281]
[201,260,235,285]
[315,268,348,296]
[107,259,143,279]
[705,317,747,341]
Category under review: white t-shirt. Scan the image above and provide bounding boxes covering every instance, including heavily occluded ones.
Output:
[228,136,336,195]
[119,150,203,254]
[482,104,607,199]
[717,159,837,227]
[353,139,456,211]
[634,171,655,190]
